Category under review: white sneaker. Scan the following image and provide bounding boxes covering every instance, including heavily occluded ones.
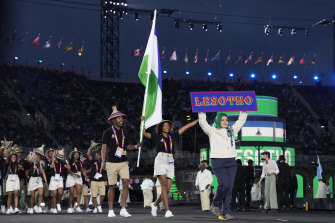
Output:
[165,210,174,218]
[97,205,102,213]
[86,208,93,213]
[56,203,62,212]
[27,208,34,214]
[6,208,12,214]
[1,205,6,214]
[75,207,83,213]
[93,208,98,213]
[38,207,43,213]
[13,208,21,214]
[33,206,39,213]
[108,210,116,217]
[52,208,58,214]
[120,208,131,218]
[151,203,157,217]
[67,208,74,214]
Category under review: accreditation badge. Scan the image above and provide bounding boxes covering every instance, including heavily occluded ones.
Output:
[115,147,122,158]
[168,154,174,164]
[11,175,17,182]
[94,173,102,180]
[55,174,60,181]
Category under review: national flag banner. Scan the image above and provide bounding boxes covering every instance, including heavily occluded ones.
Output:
[309,57,316,65]
[64,42,73,51]
[161,48,165,59]
[170,50,177,61]
[78,44,84,56]
[6,31,16,42]
[266,55,273,66]
[225,51,231,64]
[57,39,63,49]
[244,53,252,64]
[194,50,198,63]
[211,51,220,62]
[43,39,51,49]
[184,51,189,64]
[138,10,162,129]
[190,91,257,112]
[299,57,305,65]
[278,56,284,64]
[317,155,323,181]
[19,32,28,44]
[132,48,142,56]
[205,50,209,62]
[254,55,263,64]
[32,35,40,47]
[287,56,294,65]
[235,53,242,64]
[237,121,285,142]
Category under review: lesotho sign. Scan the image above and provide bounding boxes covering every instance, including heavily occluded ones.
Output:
[190,91,258,112]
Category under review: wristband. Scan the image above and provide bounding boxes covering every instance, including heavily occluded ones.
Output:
[134,145,138,149]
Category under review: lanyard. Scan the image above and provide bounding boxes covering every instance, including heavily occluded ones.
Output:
[9,164,17,175]
[112,126,124,148]
[73,160,83,172]
[162,135,173,153]
[95,161,103,174]
[54,162,62,175]
[35,163,40,176]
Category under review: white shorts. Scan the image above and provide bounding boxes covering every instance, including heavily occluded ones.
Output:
[28,177,44,191]
[49,176,64,191]
[6,174,20,192]
[66,173,82,188]
[154,152,175,180]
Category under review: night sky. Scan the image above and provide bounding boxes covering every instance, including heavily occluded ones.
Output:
[1,0,334,84]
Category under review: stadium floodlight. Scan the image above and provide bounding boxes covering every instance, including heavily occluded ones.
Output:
[207,72,212,76]
[229,73,234,77]
[250,73,256,78]
[272,74,277,79]
[185,71,190,75]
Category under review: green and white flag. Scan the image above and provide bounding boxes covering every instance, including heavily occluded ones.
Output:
[138,10,162,129]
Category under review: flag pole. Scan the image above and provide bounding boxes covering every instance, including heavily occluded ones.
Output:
[137,10,157,167]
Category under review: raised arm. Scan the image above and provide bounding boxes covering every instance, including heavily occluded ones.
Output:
[232,111,248,134]
[87,143,93,161]
[178,120,198,135]
[140,116,151,139]
[198,112,213,136]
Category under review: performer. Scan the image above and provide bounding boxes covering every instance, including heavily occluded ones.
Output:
[141,116,198,218]
[257,151,279,213]
[27,145,48,214]
[195,162,213,211]
[277,155,290,210]
[87,144,106,213]
[43,148,55,213]
[65,148,89,213]
[198,111,247,220]
[231,159,247,211]
[4,152,22,214]
[140,175,154,208]
[48,149,66,214]
[101,106,140,218]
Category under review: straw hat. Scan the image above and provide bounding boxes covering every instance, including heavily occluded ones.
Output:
[45,148,55,157]
[55,148,65,160]
[1,139,13,151]
[33,145,45,157]
[69,147,82,159]
[107,106,127,124]
[155,120,174,133]
[89,140,101,152]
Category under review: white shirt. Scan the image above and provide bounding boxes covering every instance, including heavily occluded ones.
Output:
[198,112,247,158]
[260,159,280,178]
[140,179,154,190]
[195,169,213,191]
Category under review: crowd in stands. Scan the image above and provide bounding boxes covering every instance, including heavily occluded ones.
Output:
[1,62,335,168]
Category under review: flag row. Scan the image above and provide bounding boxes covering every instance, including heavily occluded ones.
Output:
[0,31,85,56]
[132,48,317,66]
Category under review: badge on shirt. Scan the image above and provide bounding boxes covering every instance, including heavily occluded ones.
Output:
[55,174,60,181]
[168,154,174,164]
[11,175,17,182]
[111,134,115,139]
[115,147,122,158]
[94,173,102,180]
